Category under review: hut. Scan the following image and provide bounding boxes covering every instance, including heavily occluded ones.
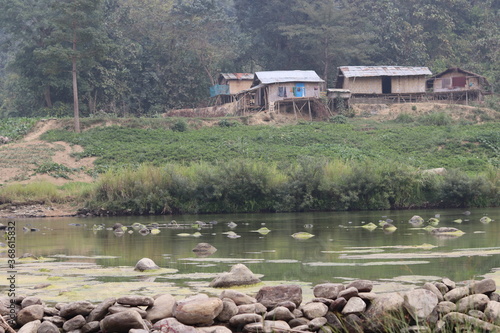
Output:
[426,67,492,103]
[210,73,254,104]
[335,66,432,103]
[243,70,325,116]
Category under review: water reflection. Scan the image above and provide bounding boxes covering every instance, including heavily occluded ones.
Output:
[1,208,499,300]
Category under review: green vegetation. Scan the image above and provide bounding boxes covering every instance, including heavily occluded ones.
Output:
[0,0,498,117]
[41,120,499,173]
[0,117,38,140]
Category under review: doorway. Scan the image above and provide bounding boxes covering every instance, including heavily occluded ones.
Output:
[382,76,392,94]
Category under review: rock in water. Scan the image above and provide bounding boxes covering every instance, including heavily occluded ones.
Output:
[209,264,261,288]
[134,258,160,271]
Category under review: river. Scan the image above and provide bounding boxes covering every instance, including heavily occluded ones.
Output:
[1,207,499,303]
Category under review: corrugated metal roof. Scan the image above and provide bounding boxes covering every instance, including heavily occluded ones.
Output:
[255,70,324,84]
[339,66,432,78]
[220,73,254,80]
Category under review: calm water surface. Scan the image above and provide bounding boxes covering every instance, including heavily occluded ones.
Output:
[2,207,500,301]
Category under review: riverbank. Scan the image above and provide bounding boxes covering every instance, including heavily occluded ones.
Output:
[2,275,500,333]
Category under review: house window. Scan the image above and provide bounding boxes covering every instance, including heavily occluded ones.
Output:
[441,78,451,88]
[278,86,287,97]
[452,76,466,88]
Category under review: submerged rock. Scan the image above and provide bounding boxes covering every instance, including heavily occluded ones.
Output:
[209,264,261,288]
[133,258,159,272]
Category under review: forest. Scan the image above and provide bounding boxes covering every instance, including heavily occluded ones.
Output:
[0,0,498,118]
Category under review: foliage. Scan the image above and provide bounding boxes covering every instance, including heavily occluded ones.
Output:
[170,119,188,132]
[33,162,76,179]
[418,112,453,126]
[0,181,67,203]
[394,113,414,123]
[0,117,38,140]
[329,115,348,124]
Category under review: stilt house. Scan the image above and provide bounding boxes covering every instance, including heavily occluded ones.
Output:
[210,73,254,104]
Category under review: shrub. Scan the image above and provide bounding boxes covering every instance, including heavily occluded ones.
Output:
[394,113,414,123]
[329,115,348,124]
[171,119,188,132]
[418,112,452,126]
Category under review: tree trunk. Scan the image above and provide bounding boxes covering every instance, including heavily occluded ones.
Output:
[43,86,53,108]
[72,28,80,133]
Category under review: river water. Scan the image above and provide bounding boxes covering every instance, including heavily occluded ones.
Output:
[1,207,499,302]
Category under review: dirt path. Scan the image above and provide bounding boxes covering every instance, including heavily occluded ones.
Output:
[0,119,96,218]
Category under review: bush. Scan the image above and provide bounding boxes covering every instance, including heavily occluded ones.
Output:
[171,119,188,132]
[394,113,414,123]
[329,115,348,124]
[418,112,452,126]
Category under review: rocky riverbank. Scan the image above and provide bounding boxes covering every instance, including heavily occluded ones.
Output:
[2,275,500,333]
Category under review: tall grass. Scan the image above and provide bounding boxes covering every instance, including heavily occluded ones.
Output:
[82,159,499,215]
[0,181,75,204]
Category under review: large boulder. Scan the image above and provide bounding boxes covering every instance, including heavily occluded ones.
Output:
[134,258,159,271]
[173,294,223,326]
[403,289,438,322]
[146,294,177,323]
[99,310,148,333]
[59,301,95,318]
[209,264,261,288]
[16,305,44,326]
[152,318,198,333]
[192,243,217,257]
[256,285,302,309]
[86,297,116,322]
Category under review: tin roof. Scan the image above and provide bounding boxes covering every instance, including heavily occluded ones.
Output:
[254,70,325,84]
[338,66,432,78]
[219,73,254,80]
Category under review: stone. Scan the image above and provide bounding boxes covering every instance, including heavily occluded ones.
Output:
[108,305,147,318]
[309,317,328,331]
[404,289,438,323]
[485,301,500,325]
[288,317,310,327]
[325,312,345,332]
[255,285,302,309]
[444,286,470,303]
[197,326,233,333]
[99,310,148,333]
[192,243,217,257]
[456,294,490,313]
[59,301,95,318]
[347,280,373,293]
[442,278,456,290]
[436,301,456,315]
[491,293,500,302]
[173,295,223,326]
[338,287,359,300]
[228,313,262,327]
[342,297,366,315]
[237,303,266,314]
[275,301,296,312]
[116,296,154,307]
[468,309,486,320]
[433,282,449,295]
[63,315,86,331]
[329,297,347,312]
[422,282,444,302]
[42,316,65,327]
[344,314,364,333]
[145,294,176,322]
[243,320,290,333]
[86,298,116,322]
[17,305,44,326]
[18,320,41,333]
[301,302,328,319]
[363,292,406,332]
[152,318,198,333]
[37,321,59,333]
[81,321,100,333]
[470,279,497,295]
[21,297,43,308]
[313,283,345,299]
[209,264,261,288]
[216,299,238,322]
[128,330,149,333]
[264,306,295,321]
[43,307,59,316]
[442,312,500,333]
[219,290,256,305]
[134,258,159,271]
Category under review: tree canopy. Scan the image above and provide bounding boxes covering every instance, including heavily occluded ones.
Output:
[0,0,498,118]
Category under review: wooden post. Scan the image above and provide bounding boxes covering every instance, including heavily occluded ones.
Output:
[308,100,312,121]
[293,100,298,120]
